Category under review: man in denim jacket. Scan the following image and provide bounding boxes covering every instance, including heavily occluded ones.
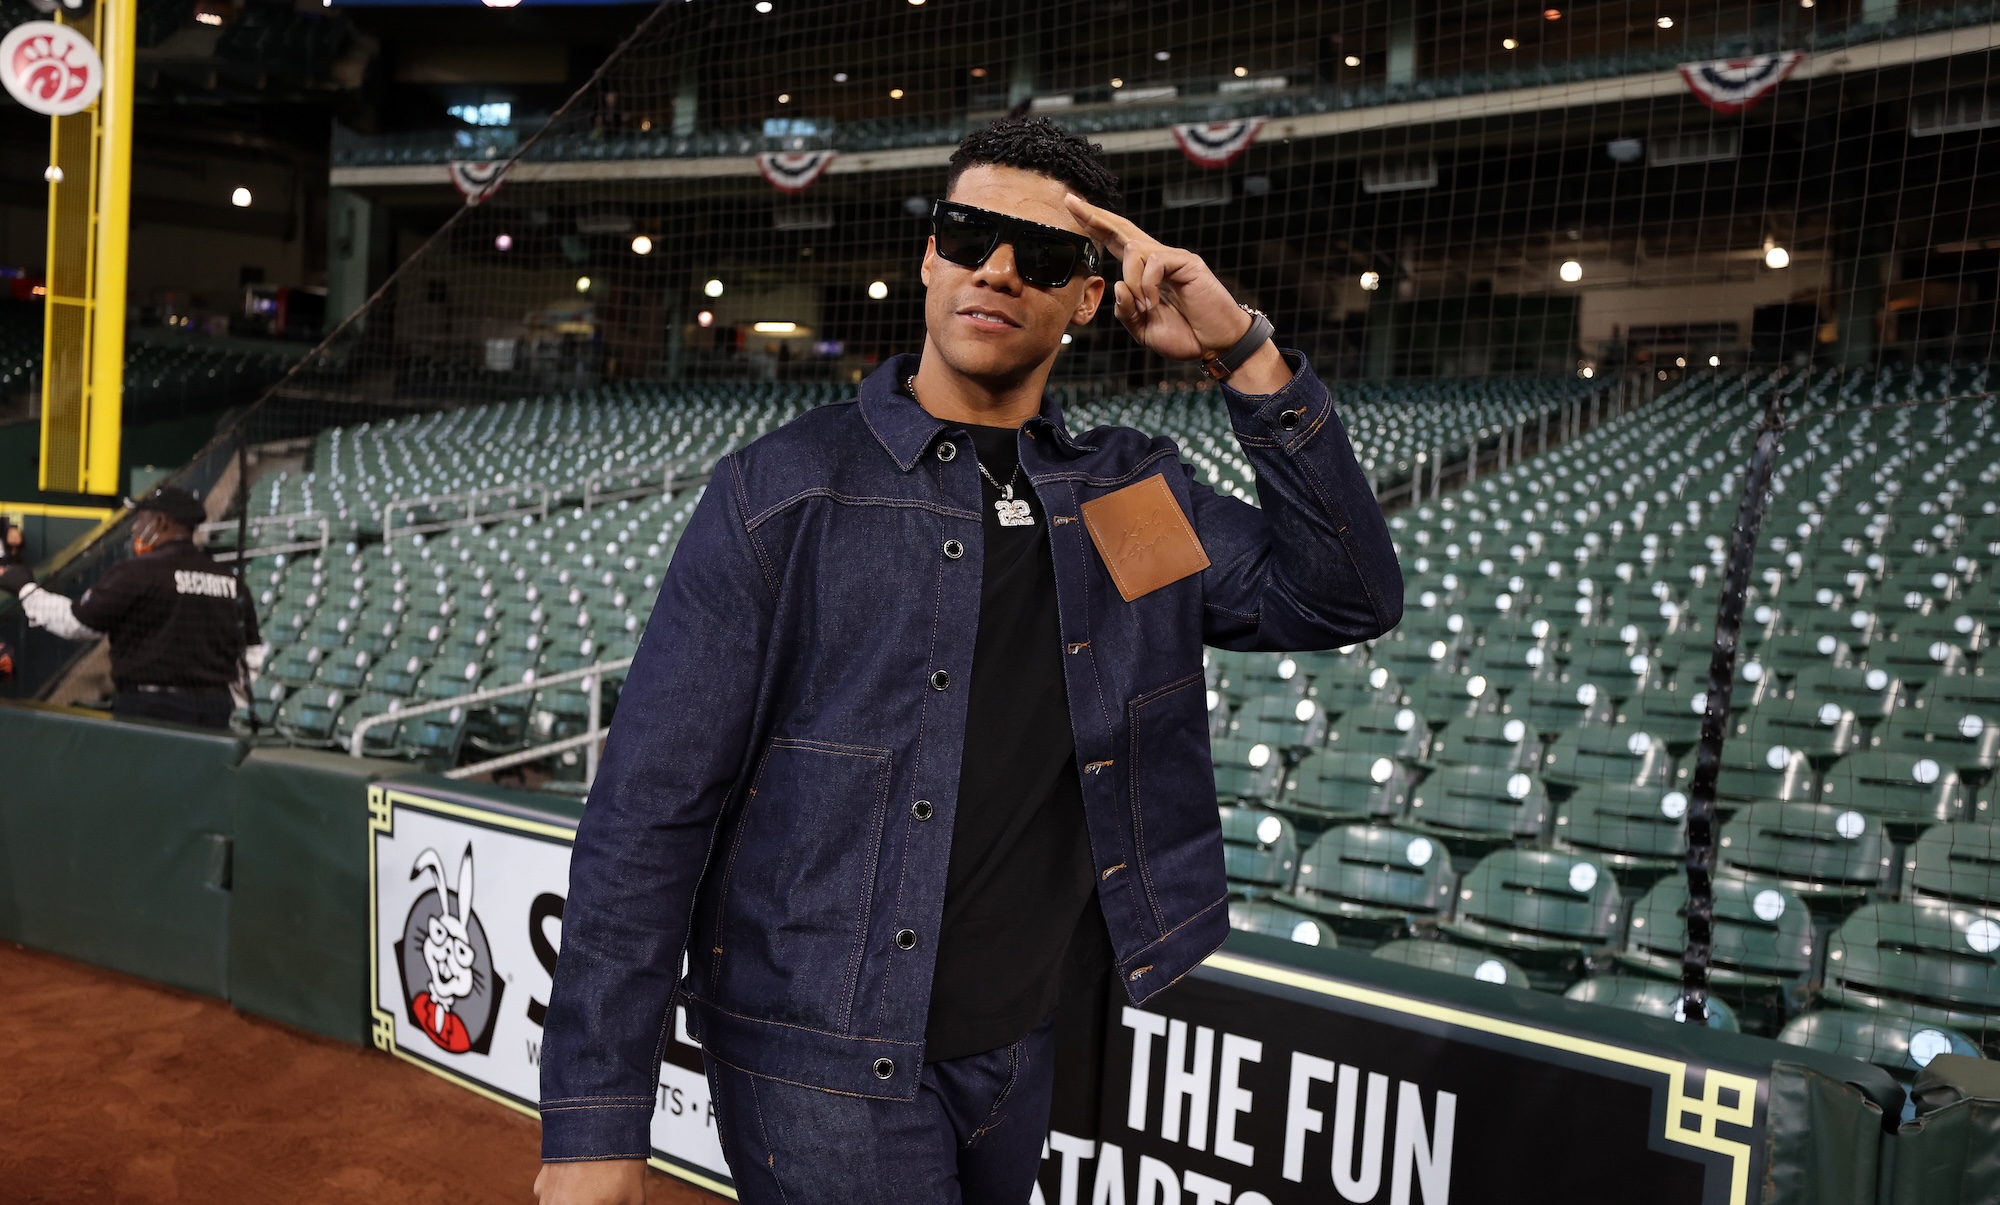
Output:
[538,117,1402,1205]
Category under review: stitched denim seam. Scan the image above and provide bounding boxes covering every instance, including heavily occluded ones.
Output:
[705,744,775,982]
[541,1153,653,1163]
[540,1096,654,1107]
[1124,675,1205,931]
[1035,445,1184,487]
[741,1066,794,1205]
[745,488,981,533]
[881,511,948,1037]
[969,1035,1025,1146]
[840,745,893,1032]
[1281,406,1397,632]
[727,455,783,596]
[703,1049,912,1100]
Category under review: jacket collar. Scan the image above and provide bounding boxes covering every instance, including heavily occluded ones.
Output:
[858,353,1097,472]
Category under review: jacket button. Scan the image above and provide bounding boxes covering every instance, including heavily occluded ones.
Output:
[873,1057,895,1079]
[929,669,950,690]
[936,442,957,463]
[1279,408,1303,431]
[943,539,964,560]
[895,929,917,950]
[912,799,934,821]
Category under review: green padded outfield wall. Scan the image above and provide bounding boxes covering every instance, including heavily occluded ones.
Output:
[226,747,400,1046]
[0,702,243,996]
[1892,1055,2000,1204]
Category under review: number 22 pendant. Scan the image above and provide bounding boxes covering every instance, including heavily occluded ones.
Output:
[994,484,1034,527]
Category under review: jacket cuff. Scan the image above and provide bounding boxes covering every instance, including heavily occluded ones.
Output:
[1220,350,1330,448]
[538,1096,654,1162]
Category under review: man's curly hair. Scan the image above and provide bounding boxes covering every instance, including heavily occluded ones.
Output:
[946,116,1126,215]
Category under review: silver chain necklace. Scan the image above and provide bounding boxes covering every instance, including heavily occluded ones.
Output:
[908,375,1035,527]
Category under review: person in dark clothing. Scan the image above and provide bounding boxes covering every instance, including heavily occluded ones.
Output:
[1,519,26,566]
[536,117,1402,1205]
[0,485,264,730]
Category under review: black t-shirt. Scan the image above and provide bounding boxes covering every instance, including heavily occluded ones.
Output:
[924,420,1110,1062]
[72,540,260,691]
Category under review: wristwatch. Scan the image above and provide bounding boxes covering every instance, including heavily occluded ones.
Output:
[1201,305,1275,382]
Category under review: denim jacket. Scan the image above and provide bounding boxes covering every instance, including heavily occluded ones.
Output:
[540,351,1402,1159]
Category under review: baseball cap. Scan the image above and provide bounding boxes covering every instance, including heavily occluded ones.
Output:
[131,485,208,530]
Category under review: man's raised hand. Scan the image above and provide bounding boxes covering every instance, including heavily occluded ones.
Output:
[1063,194,1252,363]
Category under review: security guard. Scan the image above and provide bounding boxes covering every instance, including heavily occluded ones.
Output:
[0,485,262,730]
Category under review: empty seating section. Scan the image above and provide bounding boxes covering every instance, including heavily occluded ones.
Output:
[229,362,2000,1076]
[1179,361,2000,1089]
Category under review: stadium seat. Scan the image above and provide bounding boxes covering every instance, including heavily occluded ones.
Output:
[1279,825,1456,945]
[1276,748,1411,823]
[1219,807,1299,894]
[1324,702,1430,762]
[1542,723,1673,790]
[1618,874,1815,1033]
[1211,736,1284,803]
[1552,782,1688,887]
[1439,849,1626,991]
[1817,749,1972,831]
[1401,764,1550,859]
[1563,976,1740,1030]
[1904,823,2000,910]
[1429,714,1542,773]
[1777,1009,1985,1119]
[1227,899,1338,949]
[1716,800,1893,911]
[1820,902,2000,1051]
[1373,938,1530,989]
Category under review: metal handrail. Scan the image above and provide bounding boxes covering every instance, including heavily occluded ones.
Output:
[195,515,332,563]
[348,655,635,787]
[382,481,554,548]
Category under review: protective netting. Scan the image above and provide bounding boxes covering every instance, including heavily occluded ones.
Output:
[2,0,1999,1089]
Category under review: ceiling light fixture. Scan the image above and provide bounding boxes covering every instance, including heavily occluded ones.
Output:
[1154,50,1170,61]
[1765,244,1791,269]
[494,233,513,251]
[1559,259,1583,282]
[970,67,987,78]
[1111,77,1124,88]
[1656,15,1674,27]
[778,93,790,103]
[696,310,714,327]
[1343,55,1361,66]
[868,280,889,300]
[889,87,905,99]
[704,278,725,297]
[1233,66,1248,77]
[575,276,592,293]
[753,321,798,334]
[1503,37,1519,48]
[631,235,653,255]
[231,187,252,207]
[1544,7,1562,18]
[754,1,772,12]
[834,72,848,82]
[1359,271,1381,291]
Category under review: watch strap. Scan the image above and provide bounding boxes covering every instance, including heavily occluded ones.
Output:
[1202,309,1274,382]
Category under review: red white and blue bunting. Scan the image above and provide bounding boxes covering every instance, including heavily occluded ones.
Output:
[446,159,509,205]
[1678,52,1804,115]
[1170,118,1266,169]
[756,150,837,193]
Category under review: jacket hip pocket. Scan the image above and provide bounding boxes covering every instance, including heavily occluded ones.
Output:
[712,737,892,1033]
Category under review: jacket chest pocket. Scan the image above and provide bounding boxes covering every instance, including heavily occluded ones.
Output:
[711,738,892,1032]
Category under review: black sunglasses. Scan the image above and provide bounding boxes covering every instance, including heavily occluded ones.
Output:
[930,200,1102,289]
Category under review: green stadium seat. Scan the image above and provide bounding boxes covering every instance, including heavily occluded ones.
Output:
[334,692,407,756]
[1325,703,1430,762]
[397,702,469,764]
[1716,800,1893,910]
[364,653,428,698]
[1430,714,1542,773]
[1509,676,1616,733]
[1563,976,1740,1030]
[1373,938,1529,988]
[1405,668,1496,723]
[1618,874,1815,1033]
[1817,749,1972,830]
[1791,664,1903,724]
[1219,807,1299,892]
[1225,693,1329,749]
[1777,1009,1984,1086]
[1820,902,2000,1049]
[1904,823,2000,910]
[274,686,345,747]
[1279,825,1456,945]
[1553,782,1688,887]
[1276,749,1411,823]
[1211,736,1284,803]
[1306,663,1399,724]
[1440,849,1626,991]
[313,647,374,692]
[1542,723,1672,790]
[1402,764,1550,859]
[1227,899,1338,949]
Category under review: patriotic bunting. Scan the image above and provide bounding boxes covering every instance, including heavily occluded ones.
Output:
[1678,52,1804,115]
[446,159,509,205]
[1170,118,1266,169]
[756,150,837,193]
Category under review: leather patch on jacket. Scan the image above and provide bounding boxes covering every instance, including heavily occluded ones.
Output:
[1079,473,1211,602]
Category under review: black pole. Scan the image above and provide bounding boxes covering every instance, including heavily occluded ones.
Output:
[1681,387,1788,1024]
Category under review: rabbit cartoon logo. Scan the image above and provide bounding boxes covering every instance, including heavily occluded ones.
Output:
[395,843,506,1056]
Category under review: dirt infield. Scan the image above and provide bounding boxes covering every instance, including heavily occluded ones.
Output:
[0,942,716,1204]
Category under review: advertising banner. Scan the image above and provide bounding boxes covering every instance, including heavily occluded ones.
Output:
[368,784,734,1197]
[1053,949,1769,1205]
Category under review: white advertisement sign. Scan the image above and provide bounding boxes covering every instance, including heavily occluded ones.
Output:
[2,21,105,118]
[368,785,733,1197]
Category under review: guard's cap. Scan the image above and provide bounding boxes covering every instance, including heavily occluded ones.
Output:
[131,485,207,530]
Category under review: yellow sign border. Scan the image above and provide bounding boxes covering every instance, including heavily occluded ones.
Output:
[1204,951,1758,1205]
[367,785,739,1201]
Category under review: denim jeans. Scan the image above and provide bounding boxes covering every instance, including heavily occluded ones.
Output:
[705,1013,1056,1205]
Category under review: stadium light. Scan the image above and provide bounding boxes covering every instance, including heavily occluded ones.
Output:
[576,276,591,293]
[868,280,889,300]
[1709,355,1722,366]
[1799,0,1814,6]
[834,72,848,82]
[1111,78,1124,88]
[231,187,252,208]
[1503,37,1518,49]
[1656,16,1674,27]
[753,321,798,334]
[704,278,725,298]
[908,0,925,5]
[754,1,772,12]
[1559,260,1583,282]
[1153,50,1170,61]
[1764,244,1791,269]
[778,93,791,104]
[1233,66,1248,77]
[494,233,513,251]
[1359,271,1381,291]
[631,235,653,255]
[696,310,715,327]
[1543,7,1562,18]
[1343,55,1360,67]
[889,88,905,99]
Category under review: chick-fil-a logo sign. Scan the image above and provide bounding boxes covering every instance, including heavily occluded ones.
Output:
[2,21,104,117]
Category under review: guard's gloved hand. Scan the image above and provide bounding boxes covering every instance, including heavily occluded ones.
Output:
[0,564,33,595]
